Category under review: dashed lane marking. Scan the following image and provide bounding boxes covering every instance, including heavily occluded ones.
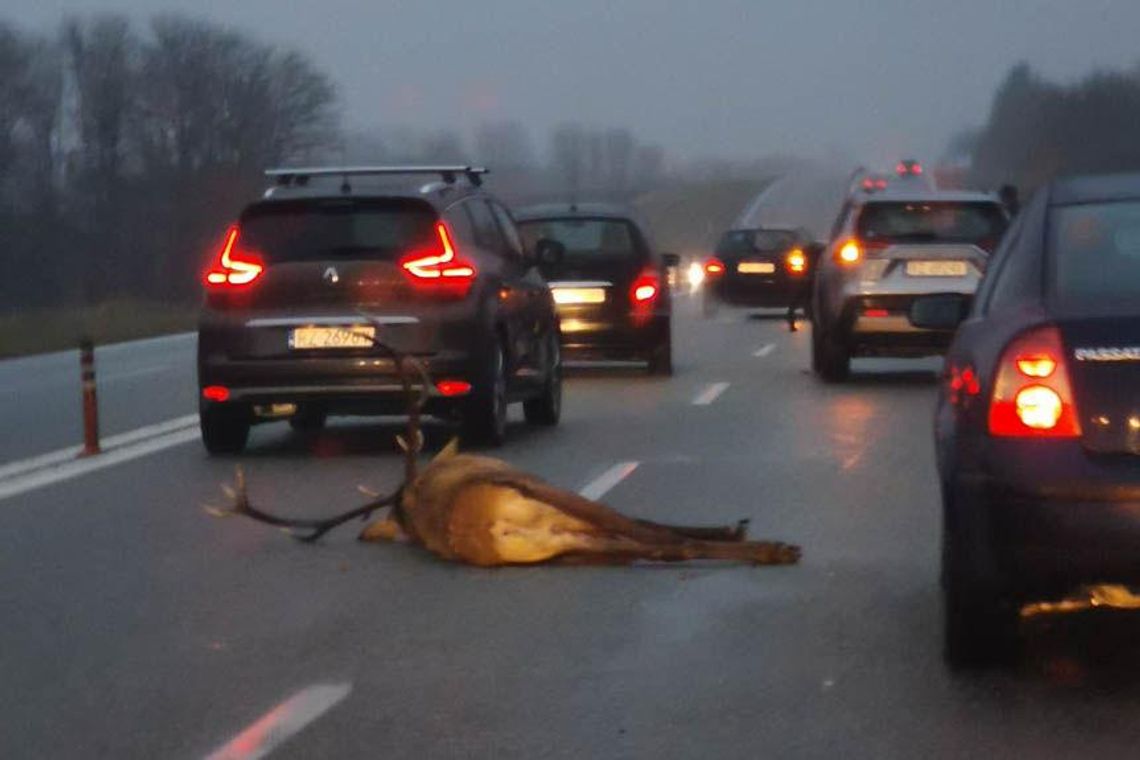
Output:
[579,461,640,501]
[753,344,776,358]
[692,382,730,406]
[204,682,352,760]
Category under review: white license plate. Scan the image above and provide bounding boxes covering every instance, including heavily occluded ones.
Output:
[738,261,776,274]
[905,260,968,277]
[290,325,376,349]
[552,287,606,305]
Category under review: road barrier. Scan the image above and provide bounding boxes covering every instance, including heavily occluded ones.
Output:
[79,337,101,456]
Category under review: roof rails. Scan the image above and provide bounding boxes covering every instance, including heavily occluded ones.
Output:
[265,165,490,191]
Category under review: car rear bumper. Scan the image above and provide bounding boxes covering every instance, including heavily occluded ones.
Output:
[836,294,958,356]
[709,276,807,307]
[555,306,668,358]
[956,438,1140,595]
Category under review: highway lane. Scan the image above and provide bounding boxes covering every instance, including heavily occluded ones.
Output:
[7,297,1140,759]
[0,333,198,463]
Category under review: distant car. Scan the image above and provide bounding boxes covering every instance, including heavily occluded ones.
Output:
[811,187,1008,381]
[515,203,675,375]
[701,227,821,316]
[197,166,562,453]
[920,173,1140,668]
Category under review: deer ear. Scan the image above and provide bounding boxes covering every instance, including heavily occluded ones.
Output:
[431,437,461,464]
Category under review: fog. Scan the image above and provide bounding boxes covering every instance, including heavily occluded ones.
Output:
[7,0,1140,165]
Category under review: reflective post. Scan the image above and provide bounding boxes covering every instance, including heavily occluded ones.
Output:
[79,336,101,456]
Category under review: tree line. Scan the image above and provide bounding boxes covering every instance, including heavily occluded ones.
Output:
[963,61,1140,194]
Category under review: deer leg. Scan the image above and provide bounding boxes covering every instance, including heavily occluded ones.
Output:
[632,517,749,542]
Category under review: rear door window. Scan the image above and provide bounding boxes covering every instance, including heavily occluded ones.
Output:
[489,202,525,259]
[857,201,1007,250]
[239,199,437,263]
[466,200,505,251]
[1050,200,1140,312]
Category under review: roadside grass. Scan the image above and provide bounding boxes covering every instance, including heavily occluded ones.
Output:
[636,177,772,258]
[0,299,198,359]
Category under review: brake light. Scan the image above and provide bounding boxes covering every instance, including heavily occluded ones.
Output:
[863,308,889,318]
[786,248,807,274]
[202,385,230,402]
[399,222,477,292]
[435,379,472,397]
[988,326,1081,438]
[704,257,725,276]
[837,240,862,265]
[911,163,923,175]
[630,270,660,304]
[204,226,264,288]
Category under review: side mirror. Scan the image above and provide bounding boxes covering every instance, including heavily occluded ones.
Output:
[661,252,681,268]
[908,293,971,330]
[533,238,565,266]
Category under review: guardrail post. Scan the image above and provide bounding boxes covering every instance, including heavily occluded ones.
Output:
[79,336,101,456]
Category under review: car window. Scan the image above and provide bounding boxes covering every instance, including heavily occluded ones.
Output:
[517,218,639,263]
[489,202,525,259]
[858,201,1007,251]
[717,229,798,255]
[1050,200,1140,312]
[465,199,505,251]
[238,199,436,263]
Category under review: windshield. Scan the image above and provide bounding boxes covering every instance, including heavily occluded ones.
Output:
[857,201,1007,249]
[517,218,640,263]
[1050,200,1140,310]
[239,200,437,262]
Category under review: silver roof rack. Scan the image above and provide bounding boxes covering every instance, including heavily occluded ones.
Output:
[265,165,489,189]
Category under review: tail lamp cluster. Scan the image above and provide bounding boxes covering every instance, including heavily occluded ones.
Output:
[988,326,1081,438]
[630,270,660,305]
[204,221,478,295]
[702,249,808,277]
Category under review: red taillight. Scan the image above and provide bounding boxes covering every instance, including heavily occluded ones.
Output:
[435,379,472,397]
[704,257,725,276]
[630,270,660,304]
[399,222,477,293]
[988,326,1081,438]
[863,308,889,318]
[911,163,923,175]
[202,385,230,402]
[204,226,264,289]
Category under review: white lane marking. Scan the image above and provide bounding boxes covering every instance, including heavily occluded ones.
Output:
[0,413,198,481]
[102,364,172,383]
[579,461,639,501]
[0,426,200,502]
[753,343,776,358]
[692,382,730,406]
[204,682,352,760]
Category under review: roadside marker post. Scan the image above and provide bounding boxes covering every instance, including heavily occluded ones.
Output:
[79,337,101,456]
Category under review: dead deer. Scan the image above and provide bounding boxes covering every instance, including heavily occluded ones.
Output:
[206,332,800,567]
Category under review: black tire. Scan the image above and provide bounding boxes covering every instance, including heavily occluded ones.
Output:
[647,335,673,376]
[463,341,508,447]
[814,322,850,382]
[288,405,327,433]
[941,485,1018,670]
[200,404,251,455]
[524,335,562,426]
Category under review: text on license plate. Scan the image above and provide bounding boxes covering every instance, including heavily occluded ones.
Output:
[552,287,606,305]
[905,260,968,277]
[290,325,376,349]
[738,261,776,274]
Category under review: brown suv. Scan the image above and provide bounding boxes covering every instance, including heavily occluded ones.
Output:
[197,166,562,453]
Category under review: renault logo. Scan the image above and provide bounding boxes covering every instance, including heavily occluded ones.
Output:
[323,266,340,285]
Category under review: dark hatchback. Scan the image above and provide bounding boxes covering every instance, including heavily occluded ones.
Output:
[197,167,562,453]
[515,203,675,375]
[702,227,819,315]
[916,173,1140,668]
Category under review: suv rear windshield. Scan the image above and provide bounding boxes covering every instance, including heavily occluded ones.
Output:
[857,201,1006,249]
[238,199,437,263]
[517,218,639,263]
[717,229,799,255]
[1050,200,1140,310]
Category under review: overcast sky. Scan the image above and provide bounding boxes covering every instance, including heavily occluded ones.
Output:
[6,0,1140,167]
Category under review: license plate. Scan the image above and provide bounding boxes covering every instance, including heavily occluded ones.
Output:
[552,287,606,305]
[738,261,776,274]
[290,325,376,349]
[905,260,968,277]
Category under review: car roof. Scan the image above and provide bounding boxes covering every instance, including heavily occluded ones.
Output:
[859,187,1001,205]
[513,202,640,223]
[1049,172,1140,206]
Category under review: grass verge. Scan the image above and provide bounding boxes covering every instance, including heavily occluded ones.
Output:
[0,299,197,359]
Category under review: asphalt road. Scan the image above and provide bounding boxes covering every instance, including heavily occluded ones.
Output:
[6,181,1140,758]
